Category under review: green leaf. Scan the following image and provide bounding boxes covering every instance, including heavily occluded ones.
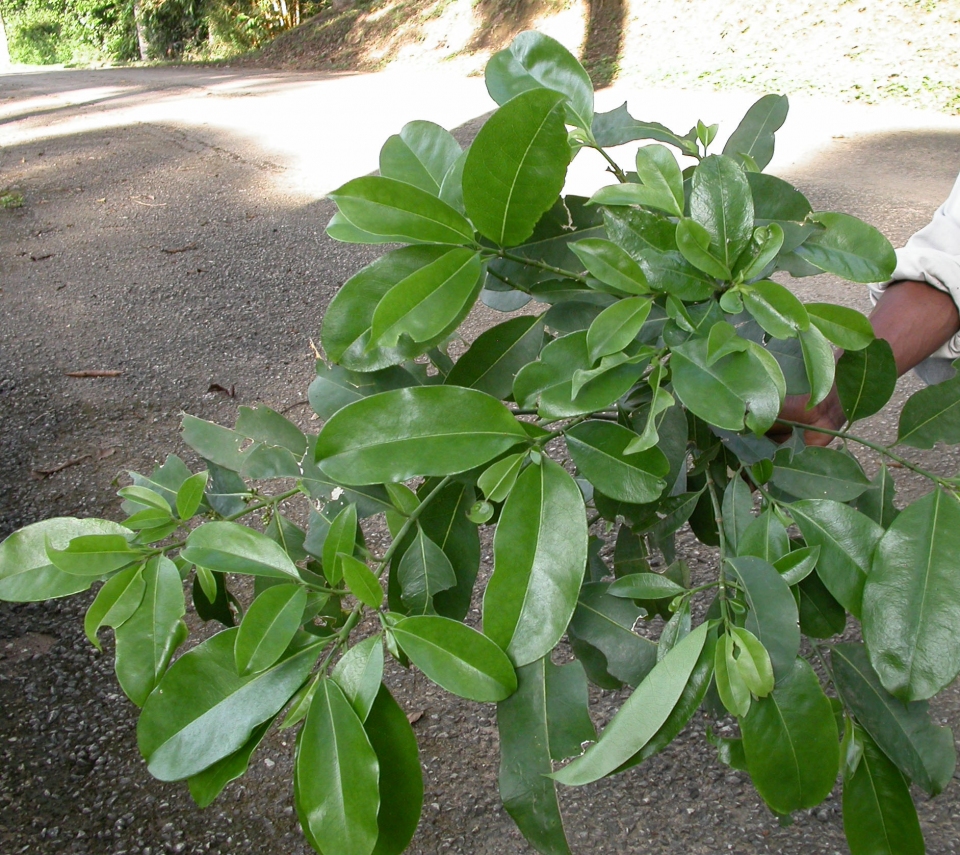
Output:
[316,386,527,485]
[774,545,819,587]
[585,296,653,362]
[675,217,731,280]
[397,528,455,615]
[139,628,321,780]
[484,458,587,666]
[634,144,684,217]
[803,302,875,351]
[722,94,788,171]
[856,463,899,529]
[181,414,255,472]
[567,581,657,688]
[329,175,474,246]
[118,485,172,513]
[565,420,667,505]
[46,533,137,577]
[342,555,384,610]
[799,324,836,407]
[84,564,147,650]
[842,725,925,855]
[569,238,650,295]
[497,658,594,855]
[323,503,358,586]
[188,716,274,808]
[715,632,751,717]
[742,279,809,339]
[114,556,186,707]
[727,556,800,683]
[772,447,871,502]
[478,453,525,503]
[730,626,775,698]
[603,206,677,256]
[322,246,478,371]
[898,368,960,448]
[671,337,782,433]
[295,679,380,855]
[379,120,462,196]
[234,584,308,676]
[863,488,960,701]
[737,224,786,280]
[392,614,517,702]
[463,88,571,247]
[366,684,423,855]
[607,572,685,600]
[837,338,897,424]
[722,476,753,554]
[0,517,138,603]
[485,30,594,131]
[176,470,208,520]
[793,212,897,283]
[741,658,840,814]
[790,499,882,617]
[371,248,483,347]
[182,522,301,581]
[797,571,846,638]
[552,622,710,785]
[236,405,307,456]
[445,315,545,399]
[737,509,790,563]
[688,154,754,272]
[332,636,385,722]
[747,172,812,226]
[591,103,699,156]
[831,642,956,796]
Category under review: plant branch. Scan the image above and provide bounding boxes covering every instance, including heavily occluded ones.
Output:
[590,144,629,183]
[374,474,455,577]
[223,487,301,521]
[492,249,589,285]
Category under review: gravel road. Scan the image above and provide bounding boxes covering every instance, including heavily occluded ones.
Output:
[2,64,960,855]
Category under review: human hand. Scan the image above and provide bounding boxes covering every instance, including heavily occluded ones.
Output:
[768,387,846,447]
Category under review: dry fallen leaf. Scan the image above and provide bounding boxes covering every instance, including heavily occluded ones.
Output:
[65,370,123,378]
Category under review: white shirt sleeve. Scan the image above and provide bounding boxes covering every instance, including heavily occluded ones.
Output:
[867,170,960,381]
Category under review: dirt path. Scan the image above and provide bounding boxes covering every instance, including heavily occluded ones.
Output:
[2,65,960,855]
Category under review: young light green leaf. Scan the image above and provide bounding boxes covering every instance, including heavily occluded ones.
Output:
[84,564,147,651]
[45,533,137,577]
[773,545,820,587]
[607,572,685,600]
[397,528,455,615]
[863,488,960,701]
[589,182,685,217]
[478,453,526,503]
[332,635,384,722]
[295,678,380,855]
[569,238,651,295]
[715,632,752,717]
[342,555,383,609]
[737,507,790,564]
[463,88,570,247]
[485,30,594,131]
[182,522,301,581]
[379,120,462,196]
[552,622,710,785]
[315,386,528,485]
[634,144,684,216]
[483,457,588,666]
[585,296,653,362]
[234,584,308,676]
[323,503,358,586]
[675,218,731,280]
[176,470,208,521]
[722,94,789,171]
[741,658,840,814]
[729,626,775,697]
[392,615,517,701]
[118,485,172,514]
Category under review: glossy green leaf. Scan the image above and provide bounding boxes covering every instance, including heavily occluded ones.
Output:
[139,628,321,780]
[552,622,710,785]
[45,533,137,577]
[898,368,960,448]
[742,279,809,339]
[234,584,308,676]
[856,463,899,529]
[235,405,307,456]
[727,556,800,683]
[342,554,384,610]
[715,632,751,717]
[608,572,685,600]
[737,509,790,563]
[84,564,147,650]
[798,324,836,407]
[863,488,960,701]
[379,120,462,196]
[485,30,593,131]
[772,447,871,502]
[837,338,897,425]
[797,571,846,638]
[0,517,137,603]
[371,248,482,347]
[688,154,754,271]
[790,499,882,617]
[804,302,875,351]
[118,485,171,514]
[842,725,925,855]
[737,223,786,280]
[634,144,684,217]
[793,212,896,283]
[322,246,477,371]
[181,415,252,472]
[567,581,657,688]
[478,453,525,503]
[392,614,517,701]
[741,657,840,814]
[445,315,545,399]
[175,470,208,520]
[585,296,653,362]
[295,679,380,855]
[722,94,788,171]
[730,626,775,697]
[603,206,677,256]
[188,717,274,808]
[316,386,526,485]
[675,217,730,280]
[774,545,819,587]
[323,503,358,586]
[367,684,423,855]
[831,642,956,796]
[484,458,587,666]
[463,88,570,247]
[182,522,301,581]
[329,175,474,246]
[497,658,594,855]
[115,555,186,707]
[397,528,455,614]
[332,635,385,722]
[722,476,754,554]
[591,103,699,156]
[569,238,650,295]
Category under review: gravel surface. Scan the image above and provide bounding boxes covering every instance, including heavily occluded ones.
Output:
[2,64,960,855]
